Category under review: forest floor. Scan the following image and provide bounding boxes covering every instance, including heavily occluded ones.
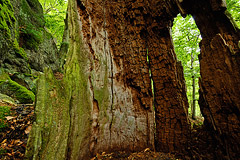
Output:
[0,101,178,160]
[91,149,177,160]
[0,101,34,160]
[0,101,212,160]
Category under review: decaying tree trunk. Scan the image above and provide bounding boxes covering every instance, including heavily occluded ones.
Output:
[26,0,240,159]
[141,1,190,153]
[179,0,240,159]
[26,0,190,159]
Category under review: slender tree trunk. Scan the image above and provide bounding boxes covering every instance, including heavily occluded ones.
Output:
[191,52,196,120]
[192,75,196,119]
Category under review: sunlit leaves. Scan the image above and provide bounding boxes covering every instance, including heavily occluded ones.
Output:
[39,0,68,47]
[172,1,239,116]
[226,0,240,27]
[172,14,201,116]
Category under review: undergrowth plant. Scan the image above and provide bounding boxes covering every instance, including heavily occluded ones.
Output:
[0,106,11,131]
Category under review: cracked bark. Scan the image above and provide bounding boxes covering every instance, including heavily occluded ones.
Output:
[26,0,240,159]
[142,1,190,153]
[70,0,189,155]
[180,0,240,159]
[26,0,189,159]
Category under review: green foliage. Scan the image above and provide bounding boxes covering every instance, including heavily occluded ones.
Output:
[39,0,68,47]
[226,0,240,27]
[0,0,16,38]
[172,14,201,116]
[0,148,7,155]
[0,106,11,130]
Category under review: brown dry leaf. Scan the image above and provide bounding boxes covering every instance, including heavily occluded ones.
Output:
[7,153,12,156]
[17,141,23,146]
[25,125,32,134]
[144,148,150,152]
[10,125,15,130]
[14,139,20,144]
[22,143,26,148]
[5,116,15,120]
[1,139,7,144]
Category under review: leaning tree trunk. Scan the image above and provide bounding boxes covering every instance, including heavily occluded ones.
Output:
[25,0,190,159]
[179,0,240,159]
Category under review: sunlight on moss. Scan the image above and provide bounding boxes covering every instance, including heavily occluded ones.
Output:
[0,0,16,38]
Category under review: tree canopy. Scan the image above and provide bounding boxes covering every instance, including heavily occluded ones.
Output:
[39,0,68,47]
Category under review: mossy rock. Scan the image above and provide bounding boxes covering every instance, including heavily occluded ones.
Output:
[0,0,16,38]
[19,23,43,50]
[10,72,38,94]
[18,0,45,51]
[0,93,16,105]
[0,69,35,104]
[13,38,28,60]
[0,79,35,103]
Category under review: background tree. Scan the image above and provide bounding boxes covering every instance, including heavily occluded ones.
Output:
[172,15,201,119]
[172,0,240,119]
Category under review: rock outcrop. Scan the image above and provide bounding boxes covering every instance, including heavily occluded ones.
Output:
[0,0,59,73]
[0,0,60,103]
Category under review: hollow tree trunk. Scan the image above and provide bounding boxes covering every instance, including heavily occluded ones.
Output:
[25,0,190,159]
[179,0,240,159]
[144,18,190,154]
[75,0,190,154]
[141,1,190,153]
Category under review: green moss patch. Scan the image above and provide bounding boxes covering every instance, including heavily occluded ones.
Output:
[10,72,38,94]
[13,38,28,60]
[0,0,16,38]
[19,23,43,50]
[0,69,35,104]
[0,106,11,131]
[0,79,35,104]
[18,0,44,50]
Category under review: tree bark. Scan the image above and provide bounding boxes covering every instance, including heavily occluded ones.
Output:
[142,1,190,153]
[26,0,240,159]
[26,0,190,159]
[179,0,240,159]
